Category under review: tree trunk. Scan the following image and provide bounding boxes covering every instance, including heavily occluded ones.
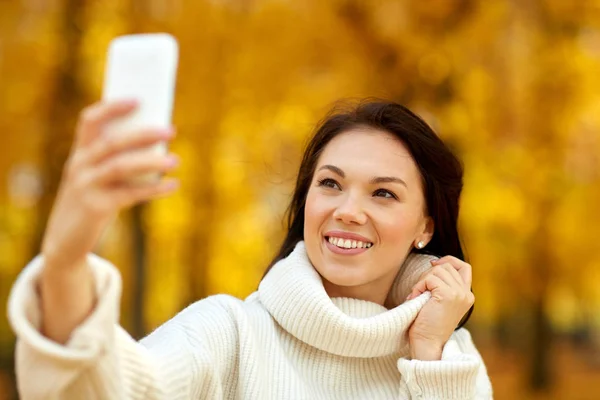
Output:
[127,0,148,339]
[32,0,88,256]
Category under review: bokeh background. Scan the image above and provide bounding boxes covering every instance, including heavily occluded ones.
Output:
[1,0,600,399]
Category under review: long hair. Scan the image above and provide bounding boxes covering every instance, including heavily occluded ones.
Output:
[265,99,473,328]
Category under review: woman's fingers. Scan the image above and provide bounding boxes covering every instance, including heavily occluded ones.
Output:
[74,100,138,148]
[40,100,182,285]
[438,263,465,288]
[406,274,446,301]
[112,178,180,208]
[431,264,463,288]
[93,151,180,185]
[85,125,175,166]
[406,263,463,302]
[431,256,472,288]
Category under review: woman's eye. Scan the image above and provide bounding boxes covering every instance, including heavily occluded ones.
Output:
[374,189,397,200]
[317,178,340,190]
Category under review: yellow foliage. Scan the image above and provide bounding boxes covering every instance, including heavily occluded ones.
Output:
[0,0,599,355]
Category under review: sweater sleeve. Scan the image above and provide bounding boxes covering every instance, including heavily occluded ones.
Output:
[7,254,237,399]
[397,329,493,400]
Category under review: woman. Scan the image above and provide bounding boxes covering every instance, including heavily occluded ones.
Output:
[8,99,493,399]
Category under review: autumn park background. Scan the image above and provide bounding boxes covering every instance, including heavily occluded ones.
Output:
[1,0,600,399]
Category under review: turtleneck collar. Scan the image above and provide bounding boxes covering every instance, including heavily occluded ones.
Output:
[258,241,438,358]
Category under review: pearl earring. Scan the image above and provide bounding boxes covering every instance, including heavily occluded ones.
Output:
[416,241,425,249]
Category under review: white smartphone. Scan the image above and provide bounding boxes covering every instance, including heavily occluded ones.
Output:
[102,33,179,185]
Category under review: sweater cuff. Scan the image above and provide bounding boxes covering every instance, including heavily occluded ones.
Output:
[397,339,479,400]
[7,253,122,365]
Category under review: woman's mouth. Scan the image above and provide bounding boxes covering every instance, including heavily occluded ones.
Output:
[324,236,373,255]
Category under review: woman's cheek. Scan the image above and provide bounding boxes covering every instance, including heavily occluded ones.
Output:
[379,212,414,241]
[305,193,329,237]
[306,196,325,223]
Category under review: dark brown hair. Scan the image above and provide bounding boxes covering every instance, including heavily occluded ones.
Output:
[266,99,473,328]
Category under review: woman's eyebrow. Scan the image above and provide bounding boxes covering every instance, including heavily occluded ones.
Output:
[318,164,345,177]
[317,165,407,188]
[369,176,407,188]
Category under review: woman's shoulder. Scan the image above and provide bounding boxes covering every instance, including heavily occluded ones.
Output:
[142,291,271,351]
[185,291,263,311]
[166,291,270,330]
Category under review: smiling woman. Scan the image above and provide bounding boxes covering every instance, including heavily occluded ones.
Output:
[268,101,465,263]
[267,101,468,307]
[8,99,492,399]
[307,129,433,305]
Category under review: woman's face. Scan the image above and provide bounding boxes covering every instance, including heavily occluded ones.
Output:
[304,128,434,304]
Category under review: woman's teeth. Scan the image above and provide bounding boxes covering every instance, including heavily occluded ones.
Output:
[327,236,373,249]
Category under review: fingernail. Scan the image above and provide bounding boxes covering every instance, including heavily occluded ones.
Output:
[406,294,412,301]
[166,155,180,168]
[165,179,180,190]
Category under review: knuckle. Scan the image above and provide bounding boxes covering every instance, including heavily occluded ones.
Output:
[72,170,92,191]
[109,160,127,176]
[80,106,98,124]
[112,190,129,208]
[467,293,475,305]
[439,256,452,263]
[66,150,87,169]
[95,160,113,179]
[102,134,119,153]
[96,140,120,163]
[64,161,87,187]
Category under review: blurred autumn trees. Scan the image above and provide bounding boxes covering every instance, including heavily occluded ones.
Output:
[1,0,600,398]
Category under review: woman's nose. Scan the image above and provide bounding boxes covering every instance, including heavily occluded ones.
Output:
[333,195,367,225]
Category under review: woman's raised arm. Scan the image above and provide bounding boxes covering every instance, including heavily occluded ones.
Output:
[38,100,179,343]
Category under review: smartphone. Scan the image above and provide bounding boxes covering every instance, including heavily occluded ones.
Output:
[102,33,179,185]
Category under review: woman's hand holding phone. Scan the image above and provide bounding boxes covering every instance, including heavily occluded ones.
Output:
[39,100,179,343]
[36,33,179,343]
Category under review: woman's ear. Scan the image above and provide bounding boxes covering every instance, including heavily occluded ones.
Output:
[420,216,434,243]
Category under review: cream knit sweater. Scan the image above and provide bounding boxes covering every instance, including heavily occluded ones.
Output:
[8,241,493,399]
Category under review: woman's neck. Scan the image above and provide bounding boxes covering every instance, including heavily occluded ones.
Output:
[321,276,394,307]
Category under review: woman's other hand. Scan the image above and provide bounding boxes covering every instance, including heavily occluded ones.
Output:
[405,256,475,360]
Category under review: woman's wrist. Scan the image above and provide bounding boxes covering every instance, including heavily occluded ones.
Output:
[409,339,444,361]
